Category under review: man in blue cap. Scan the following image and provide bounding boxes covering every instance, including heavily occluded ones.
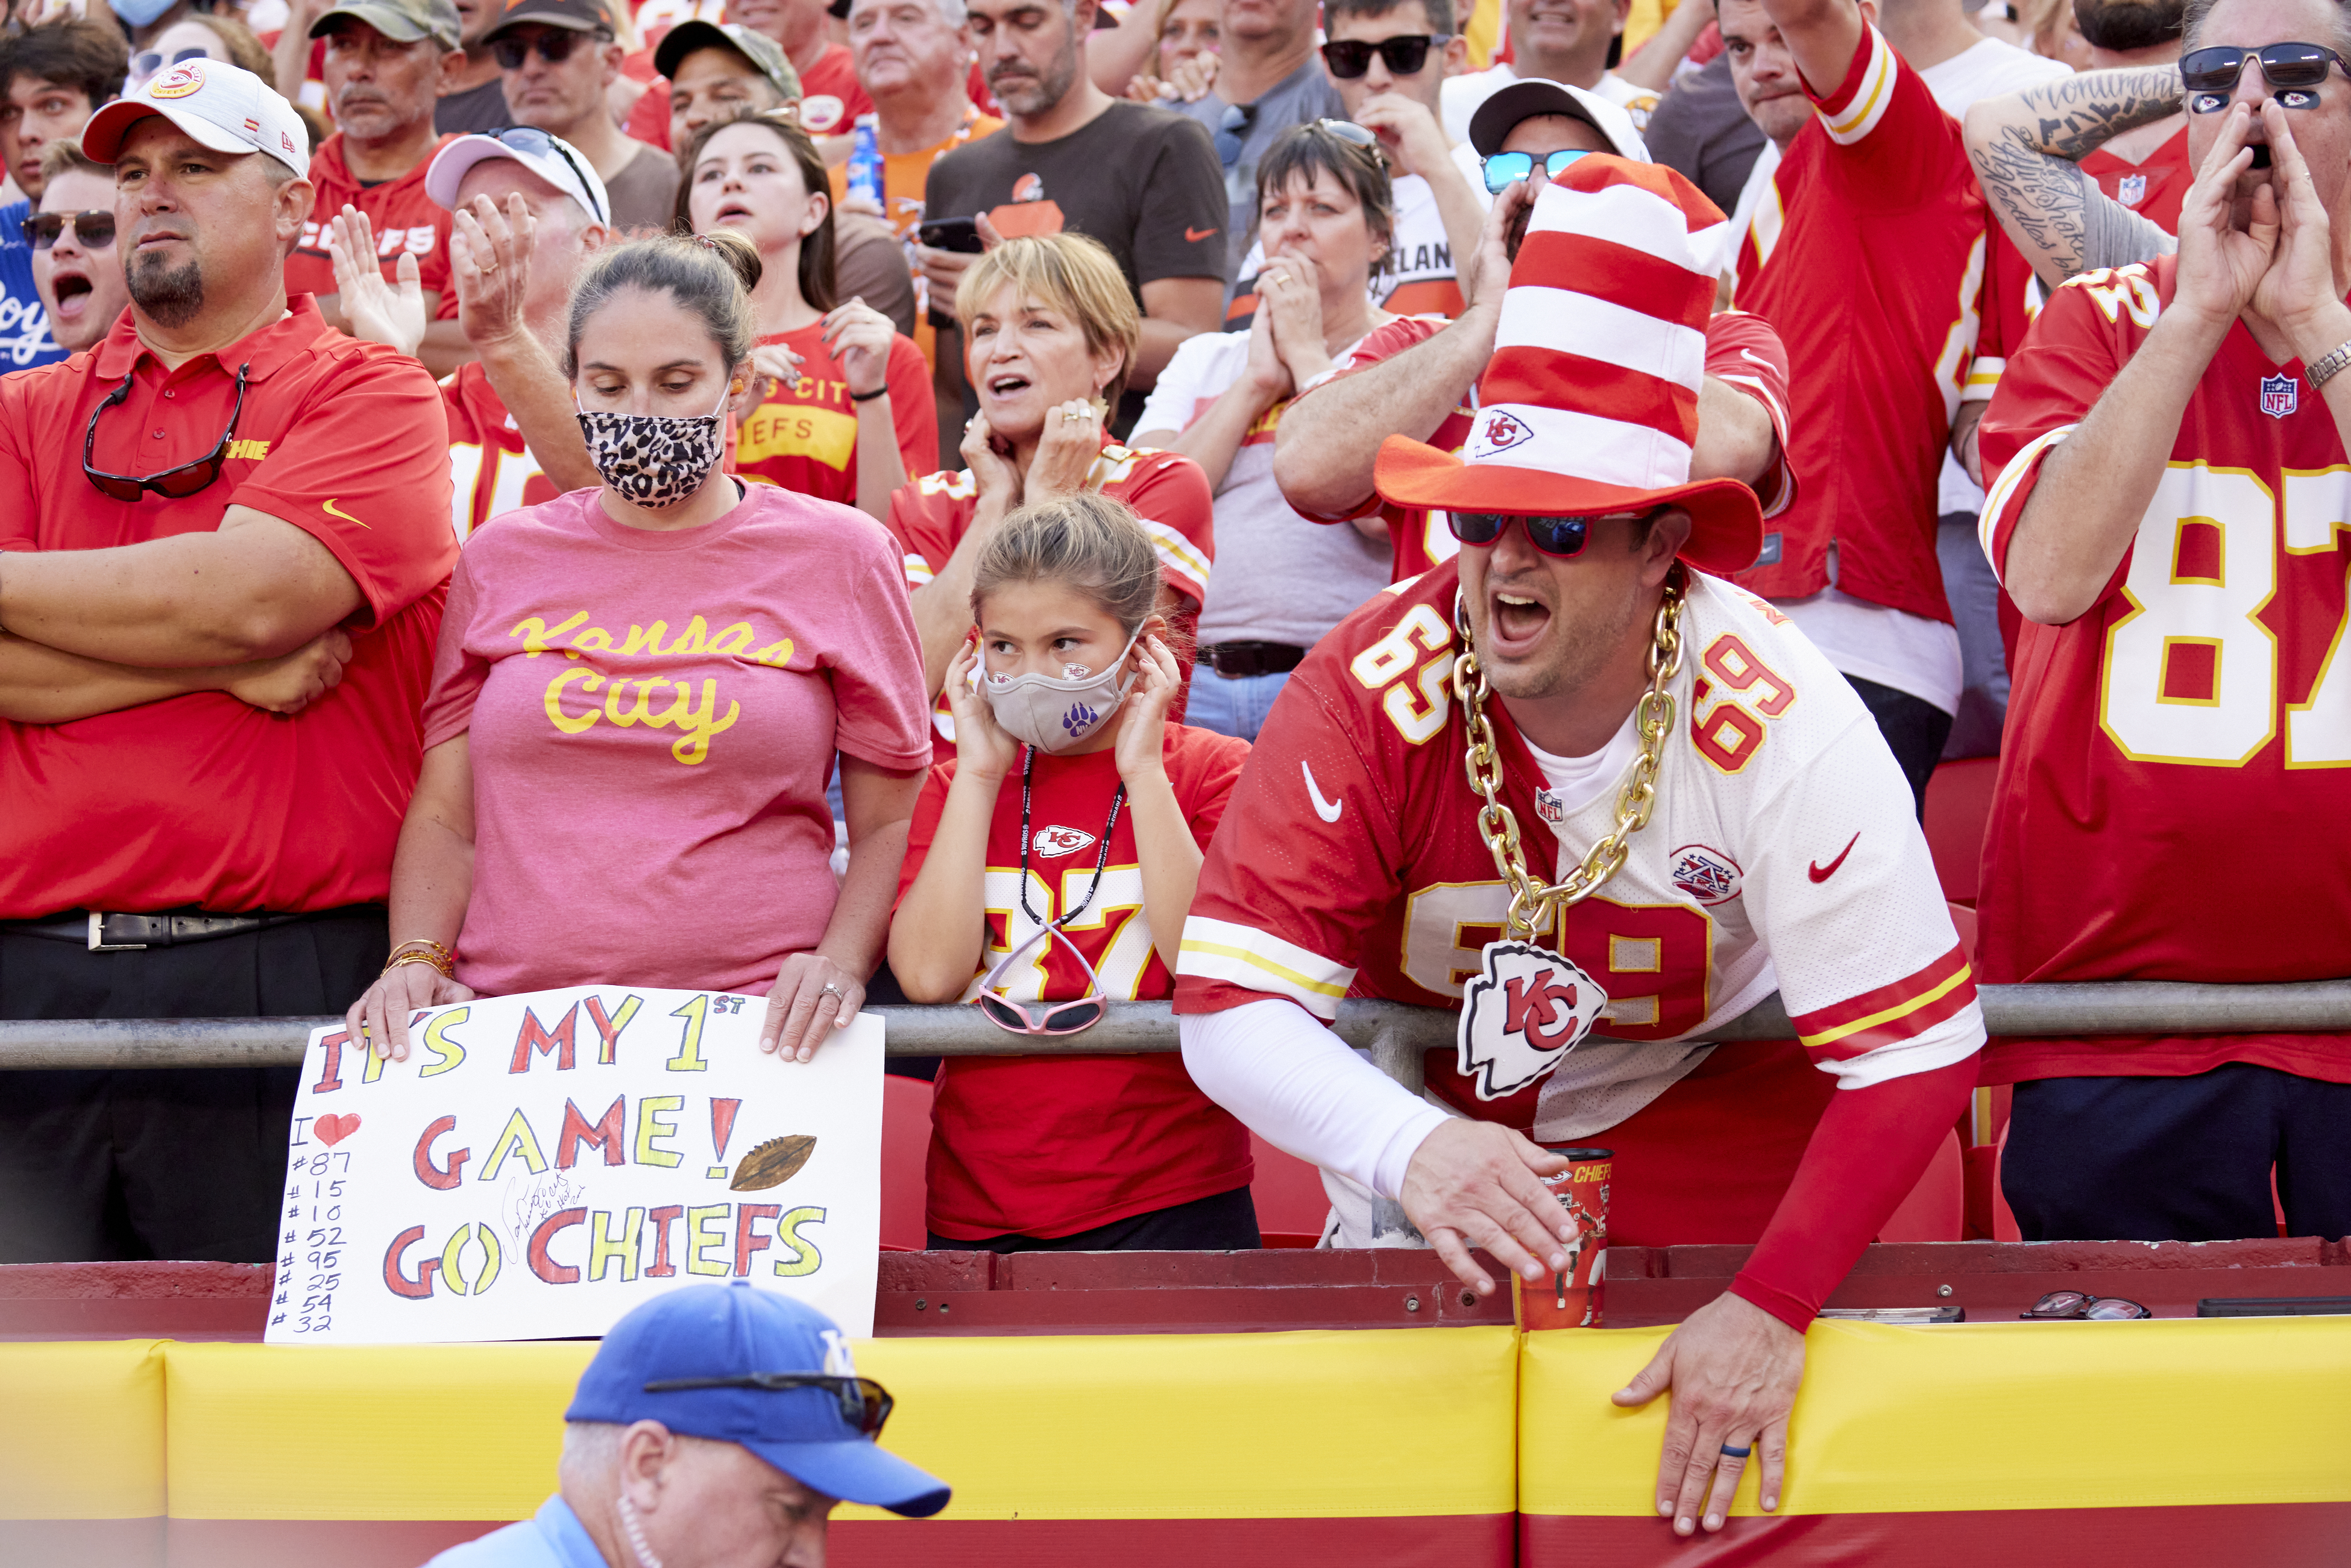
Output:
[432,1283,951,1566]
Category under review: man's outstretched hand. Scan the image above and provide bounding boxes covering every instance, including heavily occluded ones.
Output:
[1400,1119,1576,1294]
[1613,1290,1807,1535]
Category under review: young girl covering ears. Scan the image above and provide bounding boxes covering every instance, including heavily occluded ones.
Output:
[889,493,1259,1251]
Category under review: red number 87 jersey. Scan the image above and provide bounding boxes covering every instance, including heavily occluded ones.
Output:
[1171,562,1984,1130]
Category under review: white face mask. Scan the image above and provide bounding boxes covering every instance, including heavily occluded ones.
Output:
[978,632,1141,754]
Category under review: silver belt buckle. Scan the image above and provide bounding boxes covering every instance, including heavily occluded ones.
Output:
[87,912,149,952]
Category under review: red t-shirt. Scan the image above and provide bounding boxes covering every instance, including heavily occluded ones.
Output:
[0,300,457,916]
[897,725,1256,1238]
[2080,124,2192,238]
[886,441,1215,759]
[1731,25,1983,623]
[287,133,458,307]
[1976,254,2351,1086]
[737,323,934,507]
[1295,310,1795,582]
[442,361,561,540]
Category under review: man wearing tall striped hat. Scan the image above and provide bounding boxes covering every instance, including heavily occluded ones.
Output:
[1173,159,1983,1537]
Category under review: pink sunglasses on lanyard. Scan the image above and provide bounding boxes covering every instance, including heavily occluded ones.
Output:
[974,748,1127,1037]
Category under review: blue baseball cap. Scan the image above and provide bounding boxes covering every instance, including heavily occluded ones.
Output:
[565,1283,951,1519]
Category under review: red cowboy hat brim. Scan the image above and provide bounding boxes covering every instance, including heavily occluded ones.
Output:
[1374,434,1764,576]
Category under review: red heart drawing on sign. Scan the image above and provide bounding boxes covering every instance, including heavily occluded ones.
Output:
[314,1113,361,1147]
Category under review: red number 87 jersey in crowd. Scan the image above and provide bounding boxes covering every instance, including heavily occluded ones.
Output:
[1975,256,2351,1086]
[1171,560,1984,1133]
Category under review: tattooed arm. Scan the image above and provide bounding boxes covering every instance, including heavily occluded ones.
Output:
[1964,66,2183,292]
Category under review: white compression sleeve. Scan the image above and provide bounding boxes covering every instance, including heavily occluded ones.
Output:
[1180,998,1450,1199]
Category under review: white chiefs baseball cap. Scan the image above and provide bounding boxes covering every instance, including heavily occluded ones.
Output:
[83,58,310,180]
[426,128,611,227]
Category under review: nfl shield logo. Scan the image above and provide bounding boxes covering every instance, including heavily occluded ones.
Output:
[2262,373,2299,419]
[1534,787,1566,825]
[2117,173,2147,208]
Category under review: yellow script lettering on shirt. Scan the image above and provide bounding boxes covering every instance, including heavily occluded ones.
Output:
[540,670,742,764]
[509,613,791,666]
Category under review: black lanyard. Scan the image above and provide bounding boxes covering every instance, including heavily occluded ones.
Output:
[1015,745,1127,933]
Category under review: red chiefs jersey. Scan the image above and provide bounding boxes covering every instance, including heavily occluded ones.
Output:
[285,133,458,306]
[1292,310,1795,583]
[897,726,1255,1238]
[1171,561,1983,1132]
[1976,256,2351,1086]
[886,441,1215,760]
[738,324,934,507]
[2080,125,2192,237]
[1732,26,1983,623]
[441,361,559,541]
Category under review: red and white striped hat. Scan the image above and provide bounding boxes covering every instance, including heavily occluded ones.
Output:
[1374,156,1762,575]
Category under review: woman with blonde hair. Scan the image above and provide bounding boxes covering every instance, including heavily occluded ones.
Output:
[890,491,1256,1250]
[889,231,1216,761]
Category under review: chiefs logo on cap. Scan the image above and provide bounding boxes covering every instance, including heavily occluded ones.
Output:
[148,61,207,98]
[1471,409,1532,458]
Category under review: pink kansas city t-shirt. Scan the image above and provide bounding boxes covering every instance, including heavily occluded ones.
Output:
[423,482,933,997]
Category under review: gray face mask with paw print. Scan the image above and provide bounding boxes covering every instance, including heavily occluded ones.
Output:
[978,632,1142,753]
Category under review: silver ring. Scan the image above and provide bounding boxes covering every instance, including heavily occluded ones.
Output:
[818,983,846,1000]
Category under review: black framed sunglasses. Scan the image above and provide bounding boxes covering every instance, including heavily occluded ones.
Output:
[2180,42,2347,111]
[1216,101,1259,166]
[1449,508,1654,558]
[131,44,210,79]
[491,27,608,68]
[1320,33,1449,78]
[83,362,249,503]
[22,209,115,249]
[477,124,610,224]
[641,1372,895,1437]
[2020,1289,2152,1321]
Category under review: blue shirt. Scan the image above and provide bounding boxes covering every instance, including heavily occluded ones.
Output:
[0,198,65,371]
[428,1495,609,1568]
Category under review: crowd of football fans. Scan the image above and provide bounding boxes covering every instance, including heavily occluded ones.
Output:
[0,0,2344,1280]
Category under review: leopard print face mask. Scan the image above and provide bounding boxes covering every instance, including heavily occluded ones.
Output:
[577,377,732,509]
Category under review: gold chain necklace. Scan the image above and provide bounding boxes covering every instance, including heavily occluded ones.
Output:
[1450,567,1687,942]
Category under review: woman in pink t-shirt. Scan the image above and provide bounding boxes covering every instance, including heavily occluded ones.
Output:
[346,231,933,1065]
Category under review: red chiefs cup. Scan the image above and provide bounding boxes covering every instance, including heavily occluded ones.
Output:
[1515,1145,1611,1331]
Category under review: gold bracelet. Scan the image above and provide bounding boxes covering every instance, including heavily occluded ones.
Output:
[383,950,454,980]
[388,937,453,963]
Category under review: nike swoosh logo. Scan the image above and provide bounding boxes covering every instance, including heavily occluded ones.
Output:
[1808,832,1860,883]
[322,498,371,529]
[1186,225,1219,243]
[1301,760,1343,823]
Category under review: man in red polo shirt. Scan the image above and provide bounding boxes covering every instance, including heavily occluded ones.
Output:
[0,60,456,1265]
[292,0,470,374]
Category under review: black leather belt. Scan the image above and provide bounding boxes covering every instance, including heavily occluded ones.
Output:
[1197,641,1307,678]
[0,910,324,951]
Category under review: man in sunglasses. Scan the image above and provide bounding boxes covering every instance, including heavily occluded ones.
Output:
[27,138,133,354]
[0,60,456,1265]
[1226,0,1485,329]
[289,0,471,374]
[429,1283,950,1566]
[486,0,678,232]
[1969,6,2351,1250]
[0,17,130,373]
[1179,157,1982,1541]
[1274,78,1791,585]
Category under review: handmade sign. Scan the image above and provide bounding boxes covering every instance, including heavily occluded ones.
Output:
[266,987,883,1345]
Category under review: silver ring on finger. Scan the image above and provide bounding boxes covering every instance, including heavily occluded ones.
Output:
[818,983,847,1002]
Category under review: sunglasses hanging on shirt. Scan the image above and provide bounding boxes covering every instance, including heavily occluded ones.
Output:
[83,362,251,503]
[974,746,1125,1037]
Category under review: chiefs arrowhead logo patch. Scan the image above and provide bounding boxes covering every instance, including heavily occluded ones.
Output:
[1456,941,1608,1100]
[1469,408,1535,460]
[1033,825,1098,858]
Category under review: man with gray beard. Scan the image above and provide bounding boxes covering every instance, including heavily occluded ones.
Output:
[0,59,456,1267]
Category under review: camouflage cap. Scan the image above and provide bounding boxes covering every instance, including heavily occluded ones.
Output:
[652,20,801,103]
[309,0,464,52]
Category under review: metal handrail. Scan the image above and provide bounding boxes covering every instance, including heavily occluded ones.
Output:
[1,980,2346,1089]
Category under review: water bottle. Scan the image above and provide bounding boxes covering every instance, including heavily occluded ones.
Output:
[848,115,886,216]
